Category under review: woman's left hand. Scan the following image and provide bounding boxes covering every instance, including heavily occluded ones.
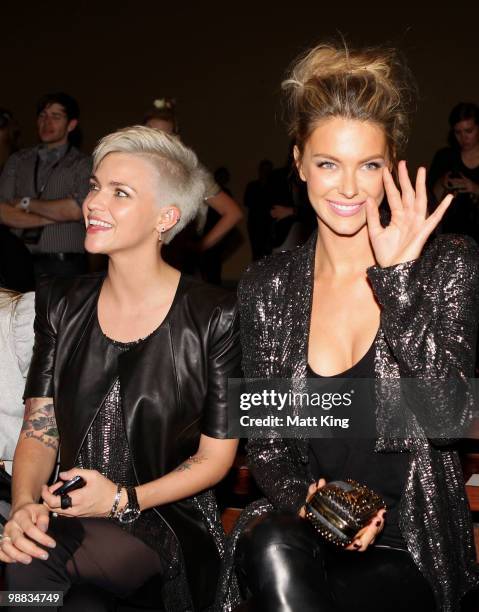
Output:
[41,468,119,518]
[366,161,453,268]
[345,508,387,552]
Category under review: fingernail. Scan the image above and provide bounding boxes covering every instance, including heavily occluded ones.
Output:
[48,542,56,548]
[41,553,49,560]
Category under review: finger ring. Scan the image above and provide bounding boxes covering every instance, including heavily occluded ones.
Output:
[60,494,72,510]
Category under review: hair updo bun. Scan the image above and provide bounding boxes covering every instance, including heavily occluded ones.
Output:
[282,43,417,164]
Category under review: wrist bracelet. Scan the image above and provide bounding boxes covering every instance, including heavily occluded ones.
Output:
[18,197,31,213]
[118,486,141,524]
[108,484,123,519]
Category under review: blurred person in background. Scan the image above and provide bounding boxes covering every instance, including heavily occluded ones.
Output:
[0,93,91,280]
[0,109,20,173]
[428,102,479,242]
[269,155,316,253]
[244,159,275,260]
[0,110,37,292]
[214,166,232,196]
[0,288,35,524]
[143,99,243,283]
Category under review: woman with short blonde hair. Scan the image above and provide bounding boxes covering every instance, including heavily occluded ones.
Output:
[1,126,240,611]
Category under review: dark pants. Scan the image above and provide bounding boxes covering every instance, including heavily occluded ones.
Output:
[5,516,163,612]
[236,513,436,612]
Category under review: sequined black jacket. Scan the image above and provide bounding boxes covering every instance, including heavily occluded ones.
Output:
[218,232,479,612]
[24,273,241,612]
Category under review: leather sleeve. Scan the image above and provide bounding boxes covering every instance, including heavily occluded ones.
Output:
[23,278,61,399]
[201,293,241,438]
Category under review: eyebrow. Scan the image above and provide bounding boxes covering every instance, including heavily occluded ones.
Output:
[90,175,137,193]
[312,154,386,163]
[39,111,66,117]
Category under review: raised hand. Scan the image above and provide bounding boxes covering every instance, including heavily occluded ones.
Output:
[365,161,453,268]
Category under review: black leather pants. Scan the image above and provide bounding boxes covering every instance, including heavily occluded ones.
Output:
[236,513,436,612]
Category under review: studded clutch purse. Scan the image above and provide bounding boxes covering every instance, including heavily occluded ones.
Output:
[304,479,385,547]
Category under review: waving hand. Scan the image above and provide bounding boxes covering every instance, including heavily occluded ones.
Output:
[366,161,453,268]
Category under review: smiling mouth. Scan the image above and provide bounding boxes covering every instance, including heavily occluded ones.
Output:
[327,200,365,214]
[87,218,113,229]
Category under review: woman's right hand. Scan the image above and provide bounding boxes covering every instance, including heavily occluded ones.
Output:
[0,503,56,564]
[299,478,326,518]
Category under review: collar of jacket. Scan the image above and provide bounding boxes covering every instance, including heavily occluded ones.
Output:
[52,273,211,473]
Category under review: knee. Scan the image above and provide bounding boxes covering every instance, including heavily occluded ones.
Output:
[4,519,82,591]
[237,512,317,567]
[5,557,51,590]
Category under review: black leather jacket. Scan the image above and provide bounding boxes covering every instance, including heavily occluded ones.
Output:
[25,272,241,611]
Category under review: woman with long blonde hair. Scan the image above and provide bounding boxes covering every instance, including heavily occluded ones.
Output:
[224,43,479,612]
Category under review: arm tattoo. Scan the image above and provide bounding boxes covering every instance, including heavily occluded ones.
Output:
[175,455,206,472]
[21,402,59,451]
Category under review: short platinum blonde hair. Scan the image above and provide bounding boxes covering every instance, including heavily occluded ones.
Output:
[92,125,207,244]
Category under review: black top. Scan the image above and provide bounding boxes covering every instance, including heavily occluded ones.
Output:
[307,339,409,549]
[428,147,479,242]
[77,330,179,577]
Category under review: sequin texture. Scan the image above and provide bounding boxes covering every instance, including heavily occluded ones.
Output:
[77,338,237,611]
[216,232,479,612]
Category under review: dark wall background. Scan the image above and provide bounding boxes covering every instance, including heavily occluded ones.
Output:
[3,1,478,278]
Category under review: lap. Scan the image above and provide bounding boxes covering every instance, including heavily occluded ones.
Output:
[237,512,435,612]
[6,516,163,600]
[325,545,434,610]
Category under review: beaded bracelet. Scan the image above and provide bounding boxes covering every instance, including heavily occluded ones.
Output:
[108,483,123,519]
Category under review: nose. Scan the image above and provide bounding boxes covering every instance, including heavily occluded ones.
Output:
[84,188,108,214]
[338,169,359,199]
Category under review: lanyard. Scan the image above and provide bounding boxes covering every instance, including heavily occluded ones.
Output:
[33,144,71,198]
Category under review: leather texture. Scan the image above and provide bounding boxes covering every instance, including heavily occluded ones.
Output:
[236,512,435,612]
[24,272,241,611]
